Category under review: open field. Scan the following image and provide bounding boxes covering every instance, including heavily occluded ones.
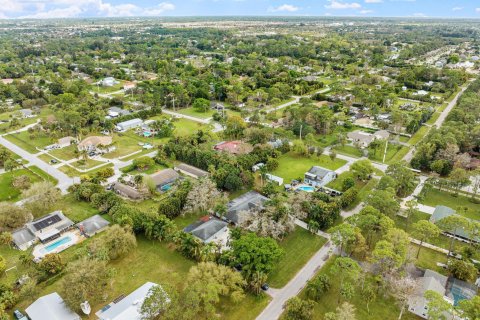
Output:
[72,158,106,170]
[0,168,42,201]
[268,227,327,288]
[49,145,78,161]
[177,107,215,119]
[408,126,429,146]
[4,131,54,153]
[272,152,346,183]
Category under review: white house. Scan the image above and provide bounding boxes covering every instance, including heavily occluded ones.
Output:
[26,292,80,320]
[96,282,167,320]
[184,217,230,250]
[265,173,284,186]
[100,77,119,87]
[304,166,337,187]
[115,118,143,132]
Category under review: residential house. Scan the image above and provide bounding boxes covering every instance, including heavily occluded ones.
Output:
[100,77,118,87]
[408,270,451,319]
[96,282,167,320]
[123,81,136,91]
[112,182,143,200]
[347,130,390,148]
[213,141,253,155]
[252,163,265,172]
[115,118,143,132]
[11,227,36,251]
[184,216,229,250]
[77,136,113,152]
[174,163,208,179]
[150,168,180,191]
[76,215,110,237]
[429,206,480,243]
[304,166,337,187]
[24,211,74,244]
[108,106,131,118]
[19,108,35,118]
[265,173,284,186]
[26,292,80,320]
[1,79,13,85]
[225,191,269,225]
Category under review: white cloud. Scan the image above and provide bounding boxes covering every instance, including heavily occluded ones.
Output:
[412,12,427,17]
[269,4,300,12]
[2,0,175,18]
[365,0,382,3]
[360,9,373,14]
[476,8,480,13]
[325,1,361,10]
[452,7,463,11]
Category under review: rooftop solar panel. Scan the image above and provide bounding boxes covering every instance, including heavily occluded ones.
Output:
[33,214,61,231]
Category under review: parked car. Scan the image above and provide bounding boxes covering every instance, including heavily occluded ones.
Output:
[50,159,58,164]
[13,310,28,320]
[261,283,269,291]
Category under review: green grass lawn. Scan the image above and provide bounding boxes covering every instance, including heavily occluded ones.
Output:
[408,126,429,146]
[419,188,480,220]
[272,152,346,183]
[58,163,113,178]
[91,82,125,94]
[49,145,78,161]
[368,143,407,164]
[347,178,378,210]
[268,227,327,288]
[172,118,209,136]
[177,107,215,119]
[388,145,411,164]
[4,131,54,153]
[333,145,363,158]
[72,158,106,170]
[27,165,58,184]
[38,153,57,163]
[409,244,448,275]
[291,256,420,320]
[0,169,42,201]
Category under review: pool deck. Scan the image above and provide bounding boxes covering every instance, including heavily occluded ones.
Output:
[32,230,84,261]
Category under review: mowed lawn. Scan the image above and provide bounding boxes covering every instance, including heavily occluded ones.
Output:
[173,118,209,136]
[177,107,215,119]
[268,227,327,288]
[419,187,480,220]
[291,257,420,320]
[4,131,55,153]
[272,152,346,182]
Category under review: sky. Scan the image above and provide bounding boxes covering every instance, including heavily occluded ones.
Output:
[1,0,480,19]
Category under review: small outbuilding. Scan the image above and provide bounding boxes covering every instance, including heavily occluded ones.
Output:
[76,215,110,237]
[174,163,208,179]
[26,292,80,320]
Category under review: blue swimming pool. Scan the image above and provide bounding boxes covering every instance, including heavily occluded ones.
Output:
[44,236,72,253]
[450,286,470,306]
[298,186,315,192]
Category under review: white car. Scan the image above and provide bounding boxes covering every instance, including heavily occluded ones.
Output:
[143,144,154,149]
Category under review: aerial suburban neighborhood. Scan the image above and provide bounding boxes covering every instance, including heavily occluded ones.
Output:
[0,4,478,320]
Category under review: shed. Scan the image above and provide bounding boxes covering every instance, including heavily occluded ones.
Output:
[174,163,208,179]
[76,215,110,237]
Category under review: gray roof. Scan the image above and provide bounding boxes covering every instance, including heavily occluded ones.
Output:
[430,206,478,241]
[225,191,269,224]
[113,182,143,200]
[186,219,228,242]
[117,118,143,127]
[174,163,208,178]
[109,106,131,116]
[11,227,36,248]
[96,282,162,320]
[150,169,180,187]
[307,166,335,179]
[76,215,110,236]
[25,211,73,234]
[26,292,80,320]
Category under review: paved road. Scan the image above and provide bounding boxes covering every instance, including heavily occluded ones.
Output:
[402,83,471,162]
[257,243,335,320]
[0,135,78,193]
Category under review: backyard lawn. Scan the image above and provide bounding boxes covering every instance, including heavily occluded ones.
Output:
[291,257,419,320]
[272,152,346,183]
[419,188,480,220]
[408,126,429,146]
[172,118,209,136]
[409,244,448,275]
[50,145,78,161]
[268,227,327,288]
[333,144,363,158]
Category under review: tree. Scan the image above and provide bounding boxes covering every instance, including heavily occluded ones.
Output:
[365,189,400,217]
[185,262,245,318]
[448,168,470,196]
[350,159,374,181]
[411,220,440,258]
[331,257,361,303]
[284,297,315,320]
[342,177,355,191]
[436,215,469,257]
[133,156,155,171]
[11,175,31,190]
[362,282,376,314]
[60,258,114,312]
[385,162,416,197]
[324,302,357,320]
[22,181,61,213]
[140,284,171,320]
[306,274,331,301]
[89,225,137,260]
[37,253,64,276]
[447,259,477,282]
[457,296,480,320]
[0,202,31,232]
[0,256,5,274]
[403,200,418,231]
[330,224,357,256]
[225,115,246,139]
[424,290,453,320]
[192,98,210,113]
[184,178,224,213]
[228,233,283,292]
[371,240,404,274]
[389,276,419,320]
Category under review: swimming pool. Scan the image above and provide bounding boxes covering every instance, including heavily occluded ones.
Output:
[297,186,315,192]
[44,236,72,253]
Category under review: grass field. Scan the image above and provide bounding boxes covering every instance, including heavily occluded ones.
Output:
[50,145,78,161]
[268,227,327,288]
[59,163,113,178]
[409,244,448,274]
[177,107,215,119]
[333,145,363,158]
[419,188,480,220]
[0,169,42,201]
[4,131,54,153]
[291,256,420,320]
[172,118,209,136]
[388,145,411,164]
[368,143,407,164]
[272,152,346,183]
[72,158,106,170]
[408,126,429,146]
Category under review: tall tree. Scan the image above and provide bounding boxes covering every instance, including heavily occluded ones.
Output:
[411,220,440,258]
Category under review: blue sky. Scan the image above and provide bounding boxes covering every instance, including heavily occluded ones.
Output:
[1,0,480,19]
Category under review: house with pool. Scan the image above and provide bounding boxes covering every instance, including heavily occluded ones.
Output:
[304,166,337,187]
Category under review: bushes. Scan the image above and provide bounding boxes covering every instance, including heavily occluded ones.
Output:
[338,188,358,209]
[158,181,191,219]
